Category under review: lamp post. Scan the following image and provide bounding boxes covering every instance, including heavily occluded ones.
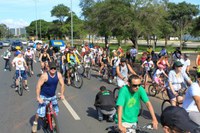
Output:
[71,0,73,46]
[34,0,38,40]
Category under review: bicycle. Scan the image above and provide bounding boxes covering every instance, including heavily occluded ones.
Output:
[101,64,113,84]
[42,97,60,133]
[113,87,143,117]
[16,68,25,96]
[161,89,186,112]
[66,64,83,88]
[148,76,168,100]
[106,123,153,133]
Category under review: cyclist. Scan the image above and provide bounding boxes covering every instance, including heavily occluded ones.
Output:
[183,75,200,125]
[115,74,158,133]
[181,53,191,76]
[129,46,138,66]
[156,55,170,73]
[3,48,11,71]
[94,86,116,122]
[39,50,51,74]
[47,46,55,61]
[141,56,154,89]
[116,57,137,88]
[146,45,152,55]
[83,51,91,68]
[158,47,167,58]
[12,51,29,91]
[161,106,199,133]
[66,48,80,85]
[31,62,65,133]
[167,61,192,106]
[153,65,168,89]
[99,51,110,76]
[110,50,120,80]
[172,47,182,63]
[24,47,36,75]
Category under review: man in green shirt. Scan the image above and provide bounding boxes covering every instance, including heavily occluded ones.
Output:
[116,74,158,133]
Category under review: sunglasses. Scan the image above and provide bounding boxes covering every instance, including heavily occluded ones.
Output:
[131,84,141,88]
[50,67,56,70]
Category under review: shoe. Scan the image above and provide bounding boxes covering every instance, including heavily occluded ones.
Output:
[98,117,103,121]
[32,121,38,133]
[25,86,30,91]
[15,87,18,91]
[108,116,114,122]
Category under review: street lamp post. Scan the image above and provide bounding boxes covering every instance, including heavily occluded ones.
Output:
[35,0,38,40]
[71,0,73,46]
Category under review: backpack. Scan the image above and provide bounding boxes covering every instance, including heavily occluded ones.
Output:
[3,51,9,59]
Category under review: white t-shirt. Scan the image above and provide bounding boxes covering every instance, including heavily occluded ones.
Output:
[182,59,190,73]
[81,47,85,53]
[130,48,137,57]
[153,69,164,78]
[24,51,34,59]
[183,83,200,112]
[142,60,154,71]
[12,57,26,70]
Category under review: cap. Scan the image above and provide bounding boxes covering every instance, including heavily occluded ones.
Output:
[100,86,106,91]
[174,61,183,67]
[161,106,199,132]
[15,51,21,56]
[49,62,56,69]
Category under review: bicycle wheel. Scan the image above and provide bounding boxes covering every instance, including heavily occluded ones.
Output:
[77,65,84,75]
[113,87,120,101]
[18,79,23,96]
[148,85,157,97]
[73,73,83,88]
[51,114,60,133]
[161,100,171,112]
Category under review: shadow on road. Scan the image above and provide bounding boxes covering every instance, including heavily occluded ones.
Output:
[140,109,161,123]
[86,107,98,120]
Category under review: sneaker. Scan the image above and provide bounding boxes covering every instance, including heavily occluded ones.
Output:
[108,116,114,122]
[32,121,38,133]
[98,117,103,121]
[15,87,18,91]
[25,86,30,91]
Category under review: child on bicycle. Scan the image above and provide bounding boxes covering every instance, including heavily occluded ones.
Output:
[153,65,168,89]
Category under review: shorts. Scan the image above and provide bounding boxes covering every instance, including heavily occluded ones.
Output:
[112,67,116,77]
[166,89,178,100]
[15,70,27,80]
[37,95,59,118]
[131,56,136,63]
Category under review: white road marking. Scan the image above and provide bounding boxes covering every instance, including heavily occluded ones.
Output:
[62,98,81,120]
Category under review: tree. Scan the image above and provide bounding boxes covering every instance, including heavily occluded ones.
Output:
[0,24,9,38]
[51,4,70,24]
[191,16,200,37]
[167,2,199,50]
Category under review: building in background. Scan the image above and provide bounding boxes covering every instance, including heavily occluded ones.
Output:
[9,28,26,37]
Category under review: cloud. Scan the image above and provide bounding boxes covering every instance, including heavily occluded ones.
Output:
[0,19,29,28]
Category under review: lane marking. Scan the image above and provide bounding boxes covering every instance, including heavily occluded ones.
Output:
[62,98,81,120]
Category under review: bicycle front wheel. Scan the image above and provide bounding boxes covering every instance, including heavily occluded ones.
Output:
[18,79,23,96]
[77,65,84,75]
[148,85,157,97]
[85,68,91,80]
[73,73,83,88]
[113,87,120,101]
[161,100,171,112]
[51,114,60,133]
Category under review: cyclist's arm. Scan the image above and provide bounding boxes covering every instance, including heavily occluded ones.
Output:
[118,106,126,133]
[169,82,177,95]
[116,66,125,80]
[36,73,47,103]
[196,55,200,66]
[47,54,51,62]
[145,101,158,129]
[193,96,200,112]
[156,59,161,66]
[127,63,137,75]
[67,54,70,63]
[75,54,80,64]
[57,72,65,99]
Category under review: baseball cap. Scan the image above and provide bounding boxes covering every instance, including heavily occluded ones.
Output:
[15,51,21,56]
[49,62,56,69]
[161,106,199,132]
[174,61,183,67]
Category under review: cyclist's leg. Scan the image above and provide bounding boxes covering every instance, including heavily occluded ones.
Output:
[166,89,177,106]
[30,59,34,74]
[99,62,104,75]
[22,71,29,90]
[15,70,19,91]
[67,66,71,85]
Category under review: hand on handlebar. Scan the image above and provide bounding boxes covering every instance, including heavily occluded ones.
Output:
[59,94,65,100]
[118,125,126,133]
[37,97,44,104]
[152,119,158,129]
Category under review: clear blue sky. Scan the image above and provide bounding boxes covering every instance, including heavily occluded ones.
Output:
[0,0,199,28]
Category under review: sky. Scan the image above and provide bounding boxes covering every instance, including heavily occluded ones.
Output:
[0,0,200,28]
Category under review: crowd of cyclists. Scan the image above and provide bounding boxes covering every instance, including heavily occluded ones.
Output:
[2,41,200,132]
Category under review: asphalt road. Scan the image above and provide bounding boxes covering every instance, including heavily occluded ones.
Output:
[0,47,197,133]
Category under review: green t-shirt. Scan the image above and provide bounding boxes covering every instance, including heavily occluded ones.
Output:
[115,85,149,123]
